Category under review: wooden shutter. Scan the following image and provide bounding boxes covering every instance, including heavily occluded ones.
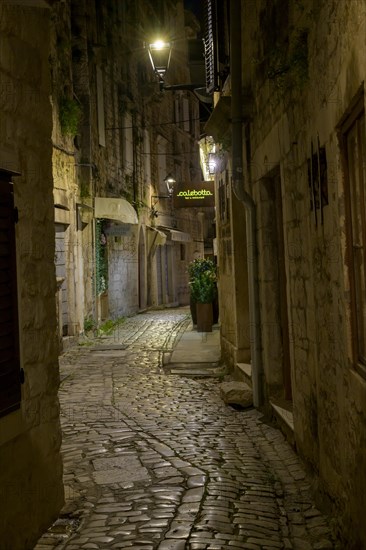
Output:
[182,98,190,132]
[203,0,218,93]
[96,66,106,147]
[203,0,230,94]
[0,175,21,418]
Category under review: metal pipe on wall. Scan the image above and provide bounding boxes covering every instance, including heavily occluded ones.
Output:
[230,0,263,407]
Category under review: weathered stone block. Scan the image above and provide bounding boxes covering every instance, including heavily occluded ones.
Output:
[220,381,253,407]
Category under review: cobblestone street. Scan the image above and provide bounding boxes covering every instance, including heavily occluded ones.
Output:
[34,308,338,550]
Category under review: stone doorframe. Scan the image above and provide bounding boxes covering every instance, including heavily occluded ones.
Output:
[257,168,292,401]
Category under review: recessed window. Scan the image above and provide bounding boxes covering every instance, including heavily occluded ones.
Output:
[180,244,186,261]
[340,93,366,376]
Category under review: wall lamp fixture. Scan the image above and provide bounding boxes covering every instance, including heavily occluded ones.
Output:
[147,39,206,94]
[150,174,176,217]
[147,40,172,80]
[208,153,217,175]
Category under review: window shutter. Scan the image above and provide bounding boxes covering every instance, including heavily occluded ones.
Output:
[143,129,151,184]
[174,97,180,124]
[96,66,106,147]
[203,0,218,93]
[0,176,21,418]
[123,112,133,175]
[182,98,190,132]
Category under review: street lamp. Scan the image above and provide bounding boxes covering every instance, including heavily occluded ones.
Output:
[208,153,217,175]
[164,173,176,196]
[147,38,207,95]
[150,174,176,218]
[147,40,172,81]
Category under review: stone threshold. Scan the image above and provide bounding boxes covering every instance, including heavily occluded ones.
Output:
[270,398,295,447]
[167,362,225,377]
[89,344,127,351]
[234,362,252,386]
[270,400,294,430]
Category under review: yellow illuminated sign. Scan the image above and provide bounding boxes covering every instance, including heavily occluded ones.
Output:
[176,189,213,200]
[174,182,215,208]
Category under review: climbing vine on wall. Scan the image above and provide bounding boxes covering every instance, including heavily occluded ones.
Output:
[59,96,82,137]
[95,219,108,295]
[267,28,309,90]
[254,1,309,93]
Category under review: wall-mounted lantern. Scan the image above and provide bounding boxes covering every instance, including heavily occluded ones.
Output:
[150,174,176,218]
[208,153,217,175]
[164,173,176,196]
[147,38,205,94]
[147,40,172,81]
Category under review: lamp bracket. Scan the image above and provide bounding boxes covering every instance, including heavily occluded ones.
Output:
[151,195,171,209]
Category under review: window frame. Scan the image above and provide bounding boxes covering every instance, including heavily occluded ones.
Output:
[339,92,366,379]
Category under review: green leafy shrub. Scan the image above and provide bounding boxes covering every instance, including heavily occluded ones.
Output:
[59,97,82,137]
[95,220,108,295]
[188,258,218,303]
[84,316,96,333]
[98,317,125,335]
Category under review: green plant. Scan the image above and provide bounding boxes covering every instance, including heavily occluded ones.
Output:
[80,180,90,198]
[98,316,125,335]
[188,258,216,279]
[59,96,82,137]
[84,316,96,332]
[132,198,147,214]
[267,28,309,89]
[188,258,218,303]
[95,220,108,295]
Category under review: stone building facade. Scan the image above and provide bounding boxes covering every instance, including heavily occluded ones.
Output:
[0,1,64,548]
[50,0,208,342]
[206,0,366,545]
[0,0,209,545]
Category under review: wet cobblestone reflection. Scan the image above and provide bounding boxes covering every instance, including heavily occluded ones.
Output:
[35,308,338,550]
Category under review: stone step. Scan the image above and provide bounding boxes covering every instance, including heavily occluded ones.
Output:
[234,362,252,386]
[165,362,225,377]
[270,399,295,447]
[90,344,127,351]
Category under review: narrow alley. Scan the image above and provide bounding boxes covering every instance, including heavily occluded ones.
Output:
[34,309,337,550]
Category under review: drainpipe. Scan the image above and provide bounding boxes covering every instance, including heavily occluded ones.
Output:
[230,0,263,407]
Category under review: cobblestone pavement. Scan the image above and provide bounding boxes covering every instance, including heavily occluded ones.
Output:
[35,308,339,550]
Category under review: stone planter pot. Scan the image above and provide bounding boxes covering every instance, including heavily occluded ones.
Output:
[191,295,219,326]
[196,302,213,332]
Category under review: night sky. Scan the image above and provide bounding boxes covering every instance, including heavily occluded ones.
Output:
[184,0,204,25]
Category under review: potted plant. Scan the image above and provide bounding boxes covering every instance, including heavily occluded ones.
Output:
[188,258,218,331]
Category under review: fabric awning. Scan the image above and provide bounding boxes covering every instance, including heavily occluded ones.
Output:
[204,93,251,142]
[160,228,192,242]
[204,96,231,143]
[147,226,167,246]
[95,197,138,224]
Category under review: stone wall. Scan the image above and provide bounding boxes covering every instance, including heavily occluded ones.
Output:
[242,0,366,544]
[108,227,139,317]
[0,3,64,548]
[215,158,251,369]
[55,0,206,323]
